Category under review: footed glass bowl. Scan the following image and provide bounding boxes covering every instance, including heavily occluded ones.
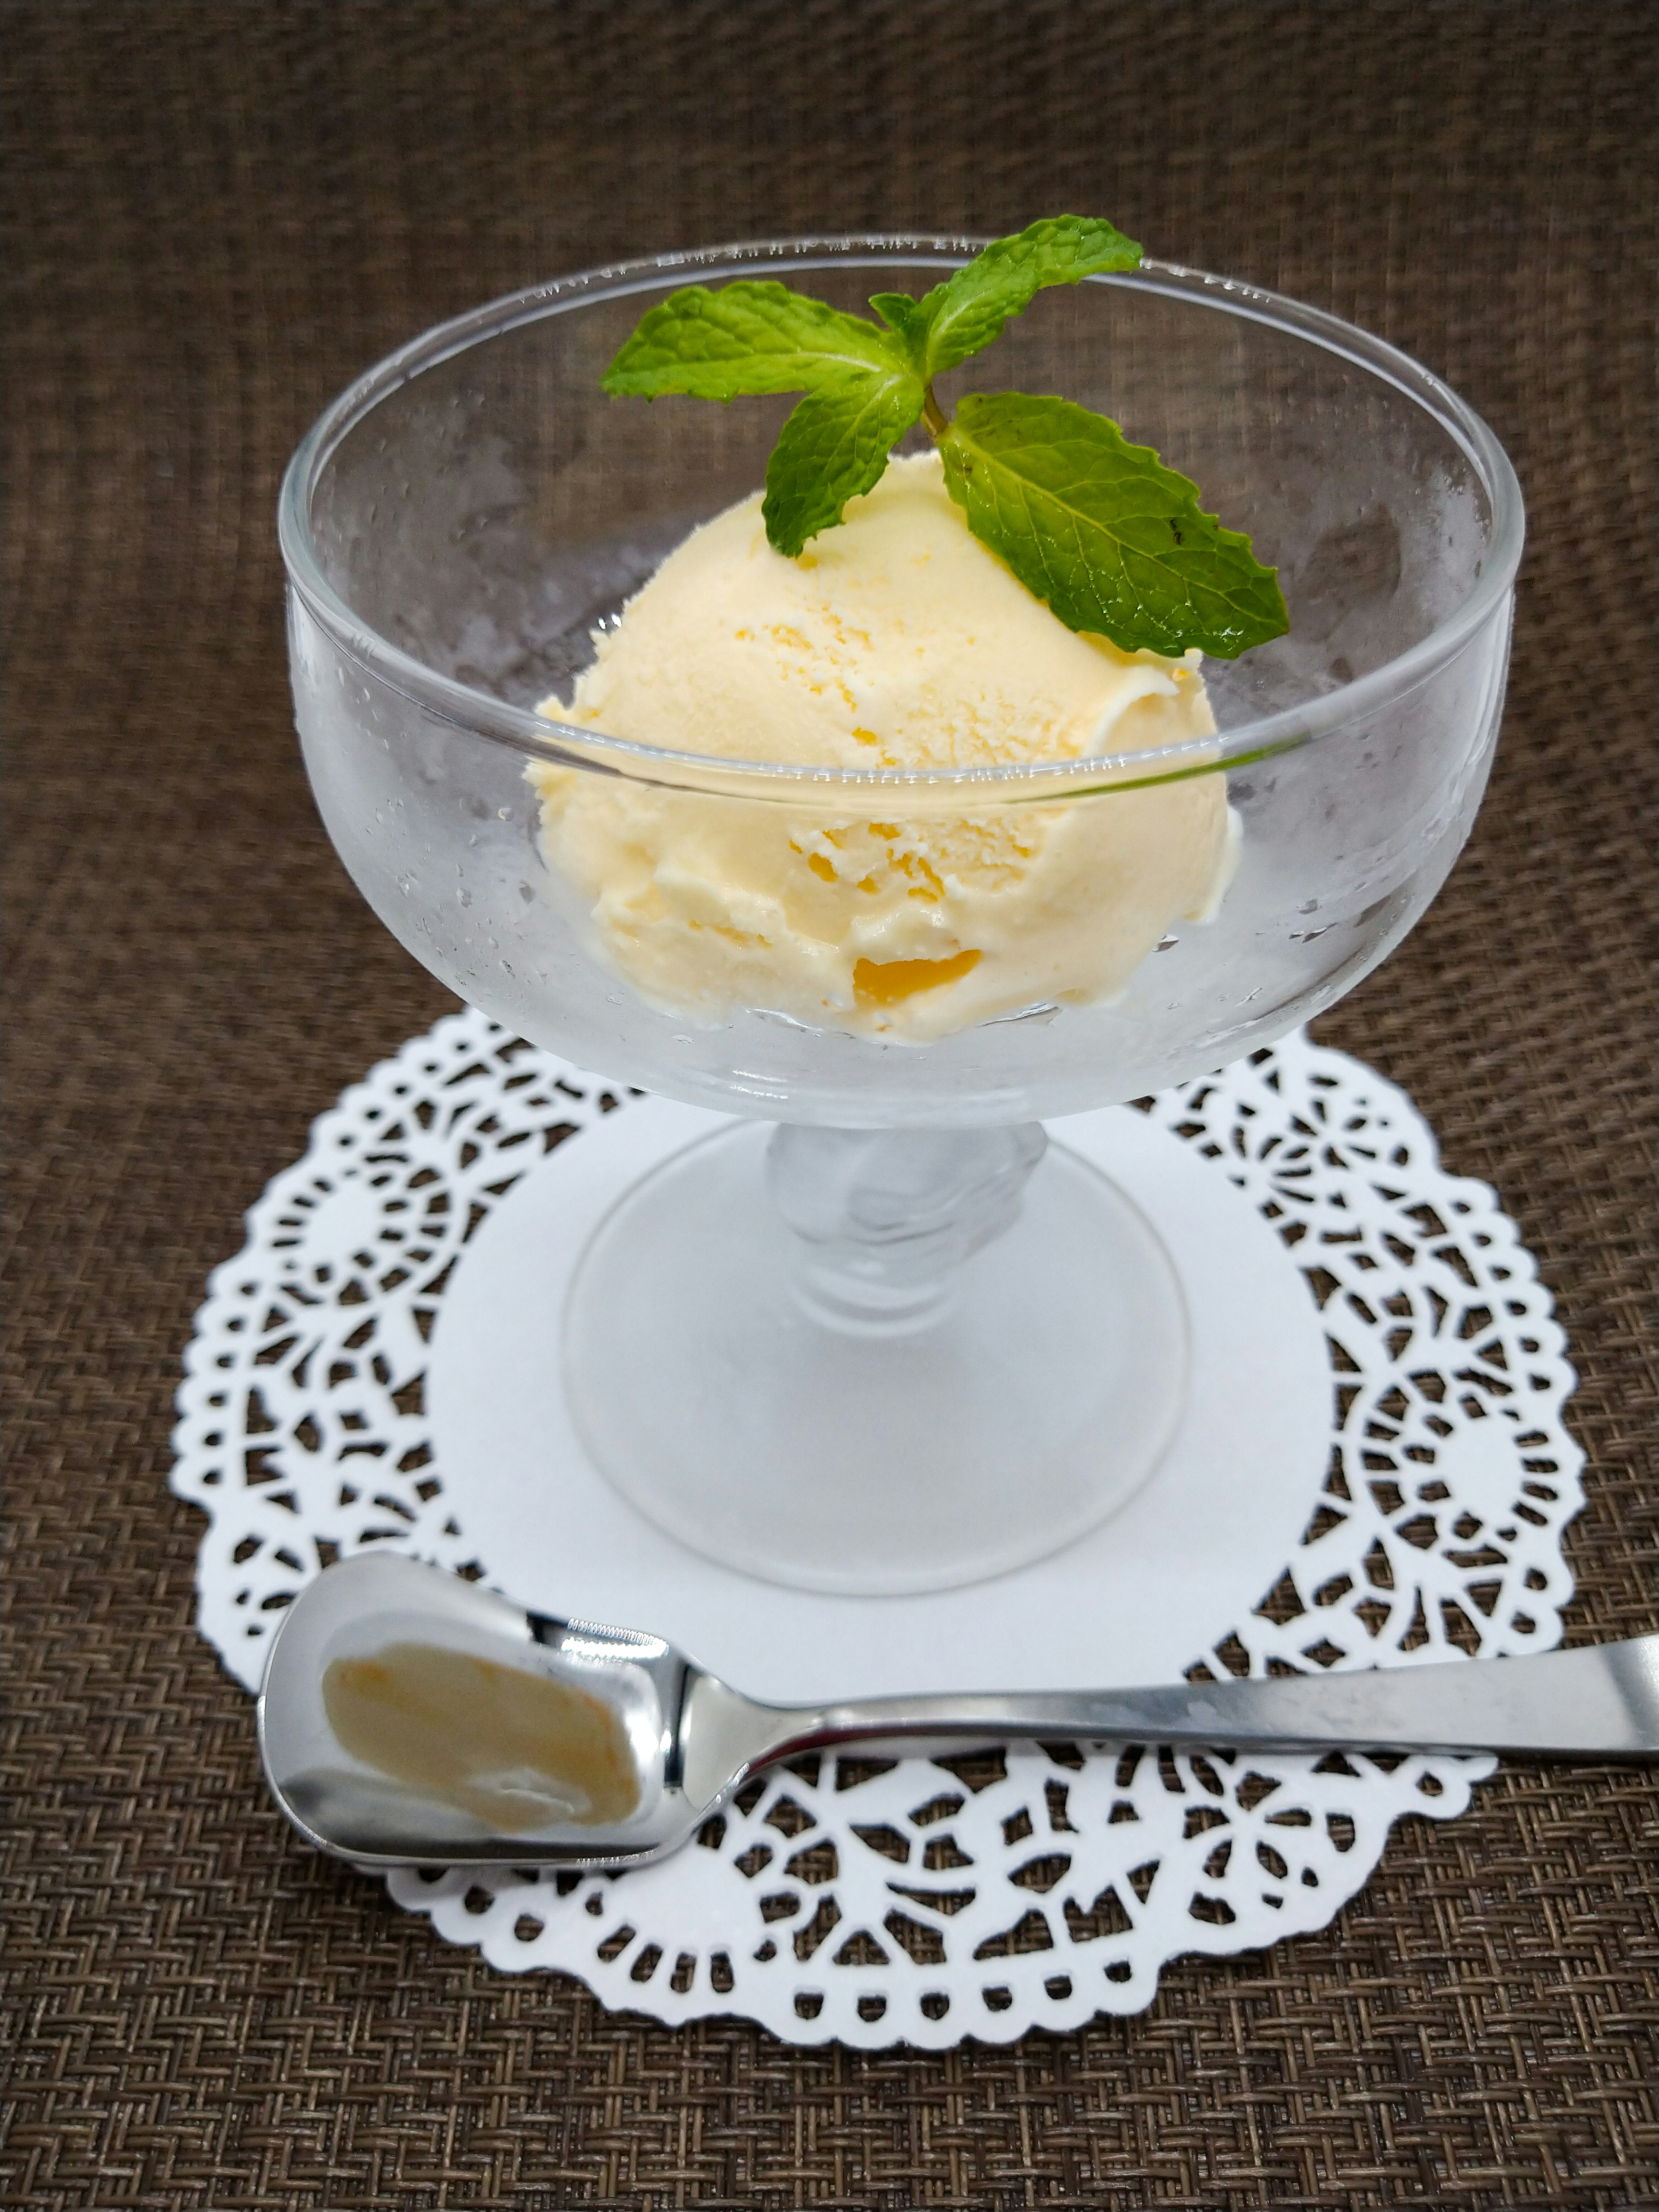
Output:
[280,240,1522,1595]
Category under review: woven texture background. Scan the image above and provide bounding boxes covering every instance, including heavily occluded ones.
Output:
[4,4,1655,2206]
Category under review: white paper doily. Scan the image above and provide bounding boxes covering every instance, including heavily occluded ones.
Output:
[173,1011,1584,2046]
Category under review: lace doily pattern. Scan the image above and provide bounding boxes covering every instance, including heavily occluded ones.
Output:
[1140,1046,1581,1683]
[386,1737,1469,2045]
[174,1024,630,1681]
[173,1010,1583,2045]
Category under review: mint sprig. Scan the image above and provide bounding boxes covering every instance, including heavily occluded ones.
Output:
[601,218,1288,658]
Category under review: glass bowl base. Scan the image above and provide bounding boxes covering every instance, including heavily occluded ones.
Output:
[562,1122,1189,1595]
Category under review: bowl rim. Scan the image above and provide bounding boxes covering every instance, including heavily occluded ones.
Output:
[278,238,1526,796]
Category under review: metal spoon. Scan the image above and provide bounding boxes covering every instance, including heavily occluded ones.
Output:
[258,1552,1659,1870]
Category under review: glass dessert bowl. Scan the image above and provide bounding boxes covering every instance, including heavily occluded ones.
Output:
[280,239,1522,1596]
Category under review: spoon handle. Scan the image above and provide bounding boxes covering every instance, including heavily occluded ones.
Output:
[760,1634,1659,1767]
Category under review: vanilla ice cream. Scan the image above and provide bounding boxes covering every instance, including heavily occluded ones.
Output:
[529,453,1234,1041]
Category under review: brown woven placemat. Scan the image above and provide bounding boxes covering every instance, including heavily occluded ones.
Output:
[4,5,1655,2206]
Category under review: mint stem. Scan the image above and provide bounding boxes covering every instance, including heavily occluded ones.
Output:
[921,383,950,439]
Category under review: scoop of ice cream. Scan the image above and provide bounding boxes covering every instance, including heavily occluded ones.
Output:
[529,452,1233,1040]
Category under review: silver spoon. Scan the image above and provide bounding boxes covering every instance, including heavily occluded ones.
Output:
[258,1552,1659,1870]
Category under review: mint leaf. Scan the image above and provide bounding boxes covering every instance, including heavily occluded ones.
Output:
[761,371,927,557]
[601,280,903,401]
[868,291,934,354]
[939,391,1288,659]
[899,216,1143,379]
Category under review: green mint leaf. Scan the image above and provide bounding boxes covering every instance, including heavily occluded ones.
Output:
[914,215,1143,378]
[601,280,904,400]
[867,290,933,357]
[939,391,1288,659]
[761,371,926,557]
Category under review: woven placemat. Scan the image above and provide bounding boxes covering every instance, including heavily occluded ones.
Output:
[4,4,1654,2206]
